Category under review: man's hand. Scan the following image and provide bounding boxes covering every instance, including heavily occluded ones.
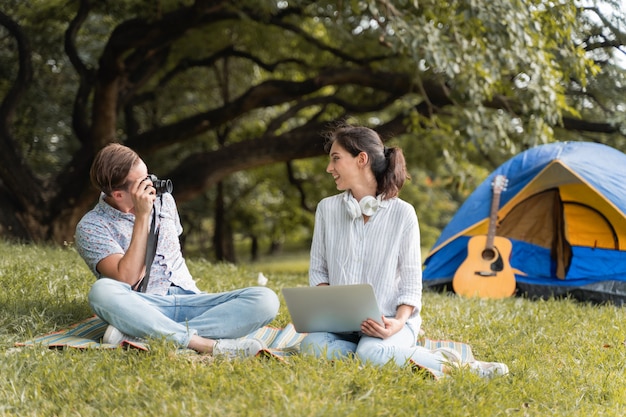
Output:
[130,176,156,217]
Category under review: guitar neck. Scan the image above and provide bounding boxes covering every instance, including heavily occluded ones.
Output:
[485,189,502,250]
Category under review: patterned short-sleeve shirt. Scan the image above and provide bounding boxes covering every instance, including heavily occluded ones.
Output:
[75,193,201,295]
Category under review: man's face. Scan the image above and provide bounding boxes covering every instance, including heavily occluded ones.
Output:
[109,160,149,213]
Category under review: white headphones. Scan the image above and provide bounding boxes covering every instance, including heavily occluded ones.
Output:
[343,192,381,219]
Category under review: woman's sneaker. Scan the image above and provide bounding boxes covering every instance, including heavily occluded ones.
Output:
[433,347,508,379]
[468,360,509,379]
[213,338,265,358]
[433,347,463,367]
[103,325,146,346]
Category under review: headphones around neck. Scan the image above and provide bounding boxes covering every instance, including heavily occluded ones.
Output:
[343,192,381,219]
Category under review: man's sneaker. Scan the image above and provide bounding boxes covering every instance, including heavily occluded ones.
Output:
[468,360,510,379]
[213,338,265,358]
[103,325,146,346]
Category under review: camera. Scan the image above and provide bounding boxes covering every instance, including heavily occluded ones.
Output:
[147,174,173,195]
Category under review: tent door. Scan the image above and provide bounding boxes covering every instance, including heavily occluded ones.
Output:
[497,189,572,279]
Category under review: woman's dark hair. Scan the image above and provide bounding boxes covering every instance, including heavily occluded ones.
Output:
[324,124,409,199]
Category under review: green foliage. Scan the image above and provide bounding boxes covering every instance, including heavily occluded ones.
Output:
[380,0,597,165]
[3,241,626,416]
[179,160,326,260]
[1,0,625,251]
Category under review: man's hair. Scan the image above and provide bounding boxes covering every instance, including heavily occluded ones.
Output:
[90,143,141,195]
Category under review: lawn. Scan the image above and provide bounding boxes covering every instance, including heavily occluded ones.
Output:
[1,240,626,416]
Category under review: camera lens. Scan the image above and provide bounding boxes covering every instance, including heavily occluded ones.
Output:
[147,174,173,195]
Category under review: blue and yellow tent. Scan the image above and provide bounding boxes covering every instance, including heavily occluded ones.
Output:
[423,141,626,303]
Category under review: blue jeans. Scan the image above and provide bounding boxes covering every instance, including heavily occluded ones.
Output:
[88,278,280,348]
[300,325,446,371]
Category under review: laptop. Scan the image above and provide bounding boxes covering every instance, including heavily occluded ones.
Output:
[282,284,383,333]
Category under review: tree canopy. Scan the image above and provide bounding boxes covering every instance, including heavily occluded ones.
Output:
[1,0,624,257]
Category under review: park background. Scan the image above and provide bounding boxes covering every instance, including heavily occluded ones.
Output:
[1,1,626,415]
[1,0,624,260]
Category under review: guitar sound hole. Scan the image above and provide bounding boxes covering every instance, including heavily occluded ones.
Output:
[482,249,496,261]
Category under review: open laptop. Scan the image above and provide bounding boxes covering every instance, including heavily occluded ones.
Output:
[282,284,383,333]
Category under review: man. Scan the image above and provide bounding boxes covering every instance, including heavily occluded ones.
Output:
[75,143,279,357]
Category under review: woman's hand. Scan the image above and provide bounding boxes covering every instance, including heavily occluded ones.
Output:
[361,316,404,339]
[361,304,414,339]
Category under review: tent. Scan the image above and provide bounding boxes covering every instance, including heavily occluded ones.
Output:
[422,141,626,304]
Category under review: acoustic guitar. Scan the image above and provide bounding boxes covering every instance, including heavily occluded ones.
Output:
[452,175,516,299]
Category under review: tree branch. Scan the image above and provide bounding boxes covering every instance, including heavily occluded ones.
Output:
[166,115,409,202]
[65,0,96,143]
[286,161,314,213]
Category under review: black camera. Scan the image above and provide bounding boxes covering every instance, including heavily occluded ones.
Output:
[147,174,173,195]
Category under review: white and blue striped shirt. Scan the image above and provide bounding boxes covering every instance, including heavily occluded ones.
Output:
[309,191,423,332]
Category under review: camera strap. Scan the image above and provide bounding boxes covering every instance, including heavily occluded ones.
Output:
[137,205,159,293]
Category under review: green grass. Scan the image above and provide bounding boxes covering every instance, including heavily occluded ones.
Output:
[2,240,626,416]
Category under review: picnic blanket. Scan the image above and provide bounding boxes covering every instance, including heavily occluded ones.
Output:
[15,315,305,358]
[16,316,474,378]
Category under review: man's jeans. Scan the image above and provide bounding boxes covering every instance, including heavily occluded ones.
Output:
[89,278,279,347]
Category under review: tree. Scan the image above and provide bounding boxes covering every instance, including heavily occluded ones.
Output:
[0,0,624,252]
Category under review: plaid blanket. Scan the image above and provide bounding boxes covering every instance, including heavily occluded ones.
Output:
[15,315,305,357]
[16,316,474,378]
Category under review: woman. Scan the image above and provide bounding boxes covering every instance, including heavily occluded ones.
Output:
[300,124,508,378]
